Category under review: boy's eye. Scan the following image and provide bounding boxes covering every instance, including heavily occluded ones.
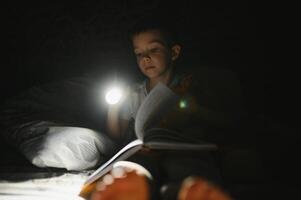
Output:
[150,48,160,53]
[135,53,142,58]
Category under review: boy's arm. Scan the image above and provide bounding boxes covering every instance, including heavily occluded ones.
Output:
[166,72,242,139]
[106,105,129,139]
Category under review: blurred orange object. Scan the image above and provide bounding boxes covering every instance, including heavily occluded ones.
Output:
[90,169,150,200]
[80,162,233,200]
[178,177,233,200]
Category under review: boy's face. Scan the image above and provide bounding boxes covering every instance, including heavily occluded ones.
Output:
[132,30,180,80]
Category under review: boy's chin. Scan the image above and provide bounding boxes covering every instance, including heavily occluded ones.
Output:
[143,72,158,79]
[142,68,172,80]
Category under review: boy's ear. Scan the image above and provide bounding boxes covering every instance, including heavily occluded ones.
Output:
[171,44,181,61]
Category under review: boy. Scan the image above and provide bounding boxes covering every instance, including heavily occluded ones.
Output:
[100,17,241,199]
[107,18,242,144]
[106,18,191,141]
[101,16,226,198]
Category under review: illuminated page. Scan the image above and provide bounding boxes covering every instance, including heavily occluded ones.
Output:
[134,83,179,140]
[83,139,143,185]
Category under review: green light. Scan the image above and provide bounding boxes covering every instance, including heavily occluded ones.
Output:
[179,99,188,109]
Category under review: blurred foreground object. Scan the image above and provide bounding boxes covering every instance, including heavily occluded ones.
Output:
[89,161,150,200]
[178,176,233,200]
[81,162,233,200]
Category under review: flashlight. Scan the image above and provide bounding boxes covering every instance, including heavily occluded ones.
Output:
[105,87,123,105]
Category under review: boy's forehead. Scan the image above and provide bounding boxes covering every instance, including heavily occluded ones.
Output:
[132,30,167,47]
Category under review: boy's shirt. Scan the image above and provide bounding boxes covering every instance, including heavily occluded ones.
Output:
[119,74,185,121]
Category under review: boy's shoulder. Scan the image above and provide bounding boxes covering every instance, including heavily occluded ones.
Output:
[173,72,194,91]
[127,80,147,95]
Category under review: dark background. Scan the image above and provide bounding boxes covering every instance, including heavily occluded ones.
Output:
[2,0,296,140]
[2,1,266,111]
[1,0,299,197]
[1,0,284,116]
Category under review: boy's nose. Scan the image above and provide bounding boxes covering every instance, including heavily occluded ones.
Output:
[142,55,151,62]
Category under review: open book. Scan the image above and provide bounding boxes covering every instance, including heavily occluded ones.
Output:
[80,83,217,192]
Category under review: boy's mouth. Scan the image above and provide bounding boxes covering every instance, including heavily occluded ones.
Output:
[144,66,155,70]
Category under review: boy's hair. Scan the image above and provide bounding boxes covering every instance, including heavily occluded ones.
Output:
[129,16,180,47]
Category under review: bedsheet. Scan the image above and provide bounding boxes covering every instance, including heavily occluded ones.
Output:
[0,171,91,200]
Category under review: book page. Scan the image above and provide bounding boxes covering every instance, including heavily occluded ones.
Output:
[83,139,143,185]
[144,128,218,151]
[145,141,217,150]
[144,128,199,143]
[135,83,179,140]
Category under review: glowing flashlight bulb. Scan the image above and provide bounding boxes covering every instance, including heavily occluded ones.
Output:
[105,87,122,105]
[179,99,188,109]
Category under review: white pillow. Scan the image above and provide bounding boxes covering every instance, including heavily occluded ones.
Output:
[20,126,115,171]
